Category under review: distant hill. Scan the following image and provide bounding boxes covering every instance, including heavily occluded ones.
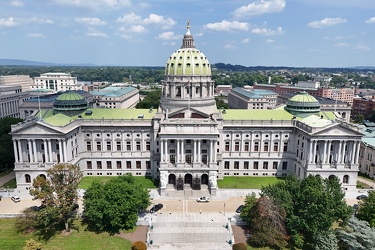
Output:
[0,59,95,66]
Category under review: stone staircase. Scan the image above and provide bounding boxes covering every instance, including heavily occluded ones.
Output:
[147,213,232,250]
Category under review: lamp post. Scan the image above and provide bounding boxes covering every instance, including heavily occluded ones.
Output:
[224,202,226,216]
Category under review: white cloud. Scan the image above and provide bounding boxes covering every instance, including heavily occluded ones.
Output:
[157,31,181,40]
[334,42,349,47]
[29,17,54,24]
[10,1,24,7]
[26,33,45,38]
[128,25,146,33]
[204,20,248,32]
[49,0,131,10]
[223,43,236,49]
[117,12,142,24]
[75,17,106,26]
[365,17,375,24]
[232,0,286,19]
[355,44,371,51]
[308,18,347,28]
[251,26,284,36]
[0,17,17,27]
[85,27,107,37]
[143,14,176,29]
[242,38,250,44]
[266,39,274,43]
[120,34,133,40]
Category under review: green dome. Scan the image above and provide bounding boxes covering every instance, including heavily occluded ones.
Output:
[285,91,320,117]
[165,48,211,76]
[54,91,87,116]
[56,92,85,101]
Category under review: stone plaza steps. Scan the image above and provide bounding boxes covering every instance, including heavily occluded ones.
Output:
[148,213,232,250]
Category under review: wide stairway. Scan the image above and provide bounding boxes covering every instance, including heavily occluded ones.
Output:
[147,212,233,250]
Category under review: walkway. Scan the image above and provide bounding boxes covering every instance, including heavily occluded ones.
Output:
[0,171,15,187]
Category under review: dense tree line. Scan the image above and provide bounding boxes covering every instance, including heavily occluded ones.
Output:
[0,117,23,170]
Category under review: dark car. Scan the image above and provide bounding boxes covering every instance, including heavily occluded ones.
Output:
[356,194,368,200]
[236,205,244,213]
[150,203,163,213]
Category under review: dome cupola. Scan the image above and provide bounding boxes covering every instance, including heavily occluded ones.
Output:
[53,91,87,116]
[285,91,320,117]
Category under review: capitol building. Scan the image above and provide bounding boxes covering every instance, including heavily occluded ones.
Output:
[10,23,363,196]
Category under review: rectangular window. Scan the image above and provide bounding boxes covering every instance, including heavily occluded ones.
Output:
[253,161,259,169]
[170,154,176,164]
[97,161,102,169]
[283,142,288,152]
[106,161,112,169]
[244,161,249,169]
[224,161,230,169]
[86,141,91,151]
[282,161,287,170]
[202,155,208,164]
[146,141,150,151]
[116,161,122,169]
[225,142,230,151]
[263,162,268,170]
[136,141,141,151]
[244,142,249,151]
[234,161,239,169]
[273,142,279,152]
[146,161,151,169]
[235,142,240,151]
[254,142,259,151]
[273,161,278,169]
[87,161,92,169]
[264,142,269,152]
[126,161,131,169]
[117,141,121,151]
[136,161,141,169]
[96,141,101,151]
[126,141,131,151]
[106,141,111,151]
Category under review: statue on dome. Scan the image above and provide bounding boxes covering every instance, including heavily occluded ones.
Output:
[187,19,190,29]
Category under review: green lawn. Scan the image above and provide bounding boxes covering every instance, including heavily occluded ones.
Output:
[79,176,159,189]
[217,176,285,189]
[0,178,17,188]
[0,218,132,250]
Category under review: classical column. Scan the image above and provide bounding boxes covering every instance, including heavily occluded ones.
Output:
[198,139,201,162]
[43,139,48,163]
[341,141,347,163]
[64,140,68,162]
[322,140,327,164]
[193,139,197,162]
[58,140,63,163]
[164,139,168,163]
[160,139,164,162]
[181,140,184,163]
[309,140,314,163]
[326,141,331,164]
[18,139,23,162]
[210,139,213,163]
[48,140,53,162]
[213,140,217,163]
[32,139,38,162]
[337,141,342,164]
[13,140,18,163]
[177,139,180,162]
[355,141,360,164]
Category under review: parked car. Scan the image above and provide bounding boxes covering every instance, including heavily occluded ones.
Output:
[356,194,368,200]
[11,196,21,203]
[236,205,244,213]
[150,203,163,213]
[196,197,210,203]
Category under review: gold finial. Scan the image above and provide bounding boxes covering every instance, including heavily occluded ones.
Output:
[187,18,190,29]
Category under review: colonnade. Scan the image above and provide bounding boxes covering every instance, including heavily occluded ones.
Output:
[0,100,19,118]
[162,81,215,99]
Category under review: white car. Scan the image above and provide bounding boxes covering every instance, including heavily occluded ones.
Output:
[196,197,210,202]
[11,196,21,203]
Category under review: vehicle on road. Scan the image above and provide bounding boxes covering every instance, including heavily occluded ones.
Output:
[196,197,210,202]
[11,196,21,203]
[236,205,244,213]
[356,194,368,200]
[150,203,163,213]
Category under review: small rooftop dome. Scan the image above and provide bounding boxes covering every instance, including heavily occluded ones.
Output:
[53,91,87,116]
[285,91,320,117]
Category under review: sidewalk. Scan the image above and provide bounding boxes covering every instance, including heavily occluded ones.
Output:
[0,171,15,187]
[357,176,375,188]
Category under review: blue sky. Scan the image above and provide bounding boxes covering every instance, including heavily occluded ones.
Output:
[1,0,375,67]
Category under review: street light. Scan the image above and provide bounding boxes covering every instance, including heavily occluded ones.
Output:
[224,202,226,216]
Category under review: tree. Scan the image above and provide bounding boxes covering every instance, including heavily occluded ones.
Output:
[83,174,150,234]
[0,117,23,169]
[356,190,375,227]
[312,230,338,250]
[131,241,147,250]
[336,216,375,250]
[29,164,82,234]
[239,192,257,224]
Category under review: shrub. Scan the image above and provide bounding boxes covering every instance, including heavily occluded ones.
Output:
[23,239,42,250]
[232,242,248,250]
[132,241,147,250]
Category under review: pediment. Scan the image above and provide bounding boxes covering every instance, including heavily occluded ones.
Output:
[312,123,363,138]
[12,122,63,136]
[168,107,210,119]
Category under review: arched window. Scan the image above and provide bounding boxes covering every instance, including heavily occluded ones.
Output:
[25,174,31,183]
[39,174,46,180]
[343,175,349,184]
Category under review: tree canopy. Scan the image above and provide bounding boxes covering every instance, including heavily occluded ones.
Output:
[29,164,82,235]
[356,191,375,228]
[83,174,150,234]
[0,117,23,169]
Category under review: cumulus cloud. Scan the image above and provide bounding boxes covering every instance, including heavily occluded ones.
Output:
[355,44,371,51]
[0,17,17,27]
[223,43,236,49]
[10,1,24,7]
[143,14,176,28]
[117,12,142,23]
[251,26,284,36]
[308,18,347,28]
[75,17,106,26]
[365,17,375,24]
[85,27,107,37]
[128,25,146,33]
[49,0,131,10]
[204,20,248,32]
[266,39,274,43]
[29,17,54,24]
[232,0,286,19]
[157,31,181,40]
[26,33,45,38]
[242,38,250,44]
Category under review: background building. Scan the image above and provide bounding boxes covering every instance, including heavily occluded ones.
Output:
[228,87,277,109]
[32,73,83,93]
[0,85,29,119]
[0,75,33,91]
[90,86,139,109]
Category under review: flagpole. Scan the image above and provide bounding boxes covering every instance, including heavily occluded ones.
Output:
[38,91,42,120]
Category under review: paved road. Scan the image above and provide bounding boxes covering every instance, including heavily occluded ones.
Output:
[0,172,15,187]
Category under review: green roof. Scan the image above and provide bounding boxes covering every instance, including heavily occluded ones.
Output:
[56,92,84,101]
[221,109,294,120]
[165,48,211,76]
[42,108,157,126]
